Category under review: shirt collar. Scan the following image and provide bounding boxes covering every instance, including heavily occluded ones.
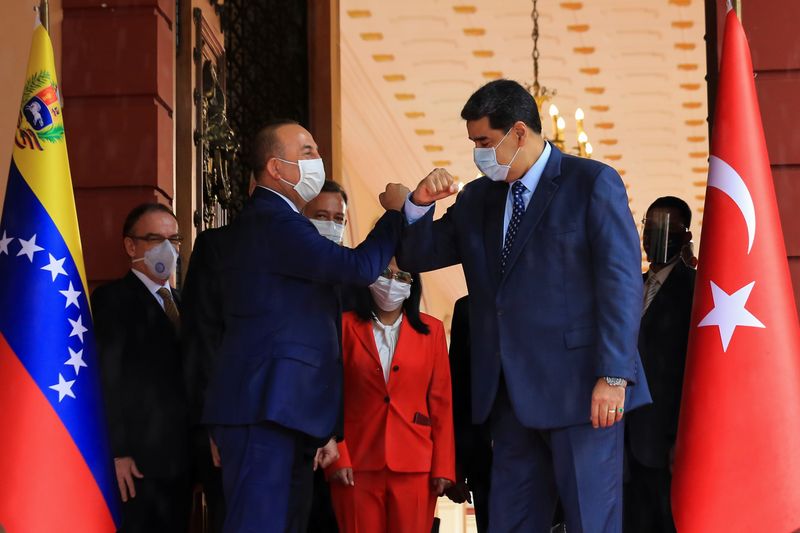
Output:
[514,141,552,193]
[257,185,299,213]
[131,268,170,296]
[646,256,680,286]
[372,312,403,331]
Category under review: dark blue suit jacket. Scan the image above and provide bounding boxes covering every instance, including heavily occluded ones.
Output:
[201,187,402,439]
[398,145,651,429]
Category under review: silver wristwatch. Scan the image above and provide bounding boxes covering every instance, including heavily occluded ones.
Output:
[604,376,627,387]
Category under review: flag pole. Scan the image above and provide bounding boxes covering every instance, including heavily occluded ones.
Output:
[38,0,49,32]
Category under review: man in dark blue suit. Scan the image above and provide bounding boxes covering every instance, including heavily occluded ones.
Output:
[201,120,407,532]
[393,80,651,532]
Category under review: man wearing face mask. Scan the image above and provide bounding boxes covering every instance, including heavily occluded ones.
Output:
[387,79,651,532]
[202,119,407,533]
[624,197,695,533]
[92,203,191,532]
[303,179,348,245]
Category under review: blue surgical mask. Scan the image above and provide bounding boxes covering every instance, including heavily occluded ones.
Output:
[473,128,521,182]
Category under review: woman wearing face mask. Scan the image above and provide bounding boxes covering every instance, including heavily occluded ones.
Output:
[326,258,455,533]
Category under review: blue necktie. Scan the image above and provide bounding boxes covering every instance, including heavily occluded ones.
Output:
[500,180,527,273]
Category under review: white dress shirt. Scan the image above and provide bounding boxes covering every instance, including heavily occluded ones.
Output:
[258,185,299,213]
[642,257,680,314]
[130,268,171,310]
[372,313,403,383]
[404,141,553,244]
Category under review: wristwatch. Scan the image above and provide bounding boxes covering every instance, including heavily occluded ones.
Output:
[604,377,627,387]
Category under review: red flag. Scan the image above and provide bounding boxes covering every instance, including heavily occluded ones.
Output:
[671,7,800,532]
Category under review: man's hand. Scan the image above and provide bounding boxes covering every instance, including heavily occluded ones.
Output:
[379,183,411,212]
[114,456,144,502]
[330,467,355,487]
[313,438,340,471]
[590,378,626,429]
[209,435,221,468]
[431,477,453,496]
[444,480,472,504]
[411,168,458,206]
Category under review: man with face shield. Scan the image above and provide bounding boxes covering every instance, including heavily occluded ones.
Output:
[200,119,407,532]
[624,196,696,533]
[92,203,191,532]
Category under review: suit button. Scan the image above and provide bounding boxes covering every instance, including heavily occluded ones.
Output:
[392,365,400,372]
[384,396,390,404]
[497,309,503,317]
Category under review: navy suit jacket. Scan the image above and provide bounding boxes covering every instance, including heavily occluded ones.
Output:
[201,187,402,439]
[398,145,651,429]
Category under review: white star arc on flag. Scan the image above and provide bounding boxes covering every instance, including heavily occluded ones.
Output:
[49,373,76,402]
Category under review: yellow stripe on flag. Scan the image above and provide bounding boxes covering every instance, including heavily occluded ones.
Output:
[12,24,88,295]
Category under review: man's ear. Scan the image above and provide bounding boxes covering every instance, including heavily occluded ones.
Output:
[264,158,282,183]
[123,236,136,259]
[515,121,528,146]
[685,230,693,243]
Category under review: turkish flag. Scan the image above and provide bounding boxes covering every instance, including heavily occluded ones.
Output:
[671,7,800,532]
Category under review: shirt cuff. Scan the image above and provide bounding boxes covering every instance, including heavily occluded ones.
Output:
[403,193,433,224]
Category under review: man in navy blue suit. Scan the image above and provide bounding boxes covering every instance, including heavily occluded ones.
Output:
[393,80,651,532]
[201,120,408,532]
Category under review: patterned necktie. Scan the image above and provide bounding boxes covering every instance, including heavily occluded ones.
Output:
[500,181,527,273]
[642,276,661,316]
[156,287,180,331]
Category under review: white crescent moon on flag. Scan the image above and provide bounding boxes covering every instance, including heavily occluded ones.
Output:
[708,155,756,254]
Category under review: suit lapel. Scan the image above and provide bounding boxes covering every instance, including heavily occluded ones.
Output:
[483,180,509,287]
[352,315,383,368]
[387,317,413,391]
[124,271,176,333]
[501,145,563,281]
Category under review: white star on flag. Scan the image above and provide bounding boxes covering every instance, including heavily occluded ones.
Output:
[68,315,88,342]
[16,234,44,262]
[698,280,765,352]
[64,347,87,375]
[41,253,68,281]
[49,373,76,402]
[0,230,12,255]
[59,281,82,309]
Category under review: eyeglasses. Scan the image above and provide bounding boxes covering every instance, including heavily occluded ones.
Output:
[380,267,413,284]
[127,233,183,246]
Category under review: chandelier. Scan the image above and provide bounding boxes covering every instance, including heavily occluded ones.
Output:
[526,0,593,158]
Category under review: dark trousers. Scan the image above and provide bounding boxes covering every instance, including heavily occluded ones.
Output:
[488,384,625,533]
[307,468,339,532]
[469,474,491,533]
[624,455,676,533]
[119,475,191,533]
[212,422,316,533]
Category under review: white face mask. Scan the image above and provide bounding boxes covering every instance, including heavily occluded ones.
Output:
[369,276,411,312]
[132,240,178,281]
[276,157,326,202]
[473,128,521,182]
[309,219,345,244]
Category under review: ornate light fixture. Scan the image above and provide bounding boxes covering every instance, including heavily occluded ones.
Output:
[526,0,592,158]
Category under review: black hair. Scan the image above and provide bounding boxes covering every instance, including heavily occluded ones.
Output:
[122,203,177,237]
[461,79,542,134]
[352,271,430,335]
[320,180,348,206]
[250,118,300,171]
[647,196,692,228]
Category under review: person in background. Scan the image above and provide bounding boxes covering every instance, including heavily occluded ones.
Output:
[301,178,350,533]
[444,295,492,533]
[182,175,257,532]
[303,179,348,245]
[92,203,190,532]
[326,259,455,533]
[201,119,406,532]
[624,196,696,533]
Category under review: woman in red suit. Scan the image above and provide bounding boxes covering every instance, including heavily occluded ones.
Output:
[326,258,455,532]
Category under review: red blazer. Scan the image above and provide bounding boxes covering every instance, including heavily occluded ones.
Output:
[327,311,455,481]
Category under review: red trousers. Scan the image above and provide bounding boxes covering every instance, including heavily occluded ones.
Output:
[329,468,437,533]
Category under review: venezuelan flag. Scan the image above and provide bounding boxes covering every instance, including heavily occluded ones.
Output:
[0,22,118,532]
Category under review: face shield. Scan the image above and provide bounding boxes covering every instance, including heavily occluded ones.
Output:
[642,210,687,265]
